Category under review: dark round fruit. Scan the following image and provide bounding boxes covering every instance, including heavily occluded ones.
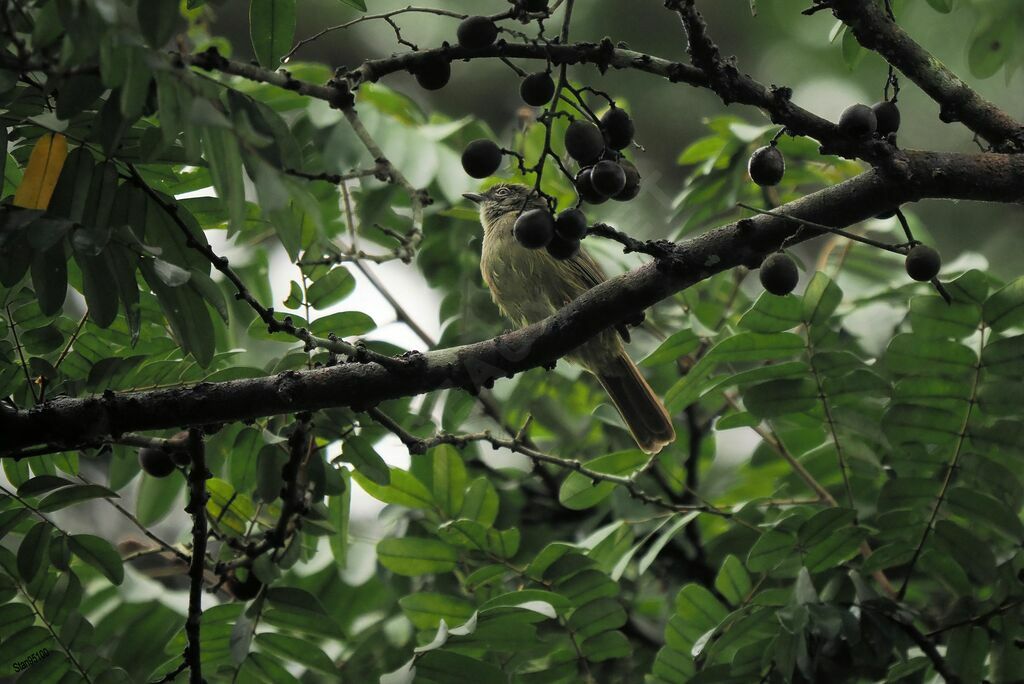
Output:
[875,207,898,220]
[872,100,901,136]
[575,167,608,205]
[554,208,587,241]
[139,446,176,478]
[518,0,548,11]
[461,139,503,178]
[564,120,605,165]
[513,209,555,249]
[748,144,785,187]
[613,159,641,201]
[457,16,498,49]
[759,252,799,296]
[413,55,451,90]
[546,233,580,260]
[591,160,627,197]
[905,245,941,282]
[520,72,555,106]
[838,103,877,138]
[601,107,635,150]
[229,571,263,601]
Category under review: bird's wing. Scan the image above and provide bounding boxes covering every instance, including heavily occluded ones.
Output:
[561,247,607,290]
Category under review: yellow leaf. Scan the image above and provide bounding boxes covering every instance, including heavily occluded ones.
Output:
[13,133,68,209]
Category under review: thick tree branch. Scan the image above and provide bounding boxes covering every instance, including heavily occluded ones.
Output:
[830,0,1024,151]
[1,151,1022,454]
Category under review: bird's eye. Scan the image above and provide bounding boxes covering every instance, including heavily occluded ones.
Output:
[494,187,509,198]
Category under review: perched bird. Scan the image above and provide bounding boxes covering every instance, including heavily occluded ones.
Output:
[464,184,675,454]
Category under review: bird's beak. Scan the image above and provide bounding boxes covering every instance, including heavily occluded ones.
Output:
[463,192,484,204]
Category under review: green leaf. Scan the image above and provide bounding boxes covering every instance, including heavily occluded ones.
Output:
[17,475,76,497]
[341,436,389,486]
[328,470,350,569]
[983,276,1024,331]
[738,292,803,333]
[309,311,375,337]
[306,267,356,309]
[138,0,181,47]
[568,598,627,640]
[742,378,818,418]
[431,445,467,517]
[967,18,1013,79]
[641,328,701,366]
[339,0,367,10]
[558,450,648,510]
[352,466,433,509]
[415,650,503,684]
[254,632,337,674]
[377,537,458,576]
[885,334,976,378]
[882,403,962,446]
[37,484,117,512]
[946,626,989,683]
[673,584,728,648]
[136,471,183,526]
[461,477,499,526]
[801,272,842,325]
[714,555,752,606]
[68,534,124,585]
[250,0,297,68]
[909,295,980,339]
[239,651,301,684]
[140,258,215,367]
[0,626,53,668]
[982,335,1024,377]
[747,529,795,572]
[925,0,953,12]
[17,521,51,581]
[437,519,520,558]
[708,331,806,364]
[398,592,475,630]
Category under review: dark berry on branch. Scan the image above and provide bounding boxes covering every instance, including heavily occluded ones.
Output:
[876,207,897,220]
[613,159,641,201]
[520,72,555,106]
[546,233,580,260]
[139,446,176,478]
[872,100,901,136]
[759,252,799,296]
[462,139,503,178]
[413,55,451,90]
[228,571,263,601]
[748,144,785,187]
[575,167,609,205]
[591,160,627,197]
[554,208,588,241]
[838,103,877,138]
[601,107,635,150]
[514,209,555,249]
[905,245,941,282]
[565,120,605,165]
[457,16,498,49]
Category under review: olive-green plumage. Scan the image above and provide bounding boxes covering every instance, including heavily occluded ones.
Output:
[466,184,675,454]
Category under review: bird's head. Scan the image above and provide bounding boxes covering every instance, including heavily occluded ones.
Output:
[463,184,546,227]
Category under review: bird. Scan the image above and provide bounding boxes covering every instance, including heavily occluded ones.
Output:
[464,183,676,454]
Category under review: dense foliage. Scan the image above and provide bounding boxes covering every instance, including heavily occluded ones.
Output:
[0,1,1023,683]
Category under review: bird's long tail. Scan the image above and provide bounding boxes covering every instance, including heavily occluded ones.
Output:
[594,351,676,454]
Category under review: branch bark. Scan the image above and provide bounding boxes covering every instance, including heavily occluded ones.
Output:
[2,151,1021,455]
[830,0,1024,151]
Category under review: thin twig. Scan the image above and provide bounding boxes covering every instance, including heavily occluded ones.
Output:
[184,429,208,684]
